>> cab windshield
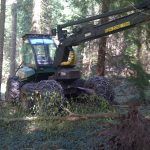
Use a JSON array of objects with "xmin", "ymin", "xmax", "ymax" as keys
[
  {"xmin": 29, "ymin": 38, "xmax": 57, "ymax": 66},
  {"xmin": 20, "ymin": 37, "xmax": 56, "ymax": 67}
]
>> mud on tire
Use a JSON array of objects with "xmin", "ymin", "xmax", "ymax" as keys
[{"xmin": 85, "ymin": 76, "xmax": 114, "ymax": 103}]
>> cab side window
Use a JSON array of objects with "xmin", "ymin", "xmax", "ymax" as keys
[{"xmin": 22, "ymin": 43, "xmax": 35, "ymax": 67}]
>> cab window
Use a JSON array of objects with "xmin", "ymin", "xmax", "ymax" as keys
[{"xmin": 22, "ymin": 42, "xmax": 35, "ymax": 67}]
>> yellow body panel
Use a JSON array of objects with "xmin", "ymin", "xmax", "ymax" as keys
[
  {"xmin": 105, "ymin": 21, "xmax": 130, "ymax": 33},
  {"xmin": 61, "ymin": 51, "xmax": 76, "ymax": 66}
]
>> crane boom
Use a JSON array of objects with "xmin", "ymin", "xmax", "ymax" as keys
[{"xmin": 54, "ymin": 0, "xmax": 150, "ymax": 67}]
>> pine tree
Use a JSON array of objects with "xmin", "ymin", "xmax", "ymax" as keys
[
  {"xmin": 9, "ymin": 2, "xmax": 17, "ymax": 76},
  {"xmin": 97, "ymin": 0, "xmax": 110, "ymax": 76},
  {"xmin": 0, "ymin": 0, "xmax": 6, "ymax": 99}
]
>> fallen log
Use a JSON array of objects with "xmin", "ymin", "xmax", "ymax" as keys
[
  {"xmin": 64, "ymin": 112, "xmax": 120, "ymax": 121},
  {"xmin": 0, "ymin": 105, "xmax": 149, "ymax": 122},
  {"xmin": 0, "ymin": 112, "xmax": 120, "ymax": 122}
]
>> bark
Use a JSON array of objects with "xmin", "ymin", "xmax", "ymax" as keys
[
  {"xmin": 9, "ymin": 2, "xmax": 17, "ymax": 76},
  {"xmin": 0, "ymin": 0, "xmax": 6, "ymax": 99},
  {"xmin": 97, "ymin": 0, "xmax": 110, "ymax": 76},
  {"xmin": 136, "ymin": 26, "xmax": 142, "ymax": 62},
  {"xmin": 31, "ymin": 0, "xmax": 42, "ymax": 33}
]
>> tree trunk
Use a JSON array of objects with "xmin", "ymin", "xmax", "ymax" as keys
[
  {"xmin": 0, "ymin": 0, "xmax": 6, "ymax": 99},
  {"xmin": 136, "ymin": 26, "xmax": 142, "ymax": 62},
  {"xmin": 97, "ymin": 0, "xmax": 110, "ymax": 76},
  {"xmin": 32, "ymin": 0, "xmax": 42, "ymax": 33},
  {"xmin": 9, "ymin": 2, "xmax": 17, "ymax": 76}
]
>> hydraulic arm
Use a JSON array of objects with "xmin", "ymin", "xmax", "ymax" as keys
[{"xmin": 54, "ymin": 0, "xmax": 150, "ymax": 67}]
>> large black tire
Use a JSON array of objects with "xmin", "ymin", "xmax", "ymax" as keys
[
  {"xmin": 85, "ymin": 76, "xmax": 114, "ymax": 103},
  {"xmin": 5, "ymin": 76, "xmax": 21, "ymax": 102},
  {"xmin": 20, "ymin": 83, "xmax": 37, "ymax": 112},
  {"xmin": 37, "ymin": 80, "xmax": 65, "ymax": 116},
  {"xmin": 20, "ymin": 80, "xmax": 66, "ymax": 116}
]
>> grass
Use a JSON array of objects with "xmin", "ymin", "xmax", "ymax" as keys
[{"xmin": 0, "ymin": 96, "xmax": 122, "ymax": 149}]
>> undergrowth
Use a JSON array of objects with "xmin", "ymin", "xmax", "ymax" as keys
[
  {"xmin": 0, "ymin": 95, "xmax": 115, "ymax": 149},
  {"xmin": 68, "ymin": 94, "xmax": 114, "ymax": 114},
  {"xmin": 125, "ymin": 57, "xmax": 150, "ymax": 102}
]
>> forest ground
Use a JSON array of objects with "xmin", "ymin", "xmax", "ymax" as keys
[{"xmin": 0, "ymin": 101, "xmax": 150, "ymax": 150}]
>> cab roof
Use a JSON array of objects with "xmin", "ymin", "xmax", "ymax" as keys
[{"xmin": 22, "ymin": 34, "xmax": 52, "ymax": 40}]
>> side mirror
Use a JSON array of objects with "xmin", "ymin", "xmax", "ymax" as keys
[{"xmin": 51, "ymin": 29, "xmax": 57, "ymax": 36}]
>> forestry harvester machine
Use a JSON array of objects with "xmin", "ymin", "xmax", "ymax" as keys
[{"xmin": 5, "ymin": 0, "xmax": 150, "ymax": 115}]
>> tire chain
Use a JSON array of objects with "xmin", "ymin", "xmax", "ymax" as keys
[
  {"xmin": 85, "ymin": 76, "xmax": 115, "ymax": 102},
  {"xmin": 21, "ymin": 80, "xmax": 66, "ymax": 116}
]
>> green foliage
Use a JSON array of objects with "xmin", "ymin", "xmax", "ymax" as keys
[
  {"xmin": 17, "ymin": 0, "xmax": 33, "ymax": 36},
  {"xmin": 0, "ymin": 103, "xmax": 27, "ymax": 119},
  {"xmin": 69, "ymin": 94, "xmax": 113, "ymax": 114},
  {"xmin": 41, "ymin": 0, "xmax": 65, "ymax": 32},
  {"xmin": 129, "ymin": 62, "xmax": 149, "ymax": 87},
  {"xmin": 126, "ymin": 59, "xmax": 150, "ymax": 100},
  {"xmin": 69, "ymin": 0, "xmax": 91, "ymax": 15},
  {"xmin": 68, "ymin": 0, "xmax": 99, "ymax": 19}
]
